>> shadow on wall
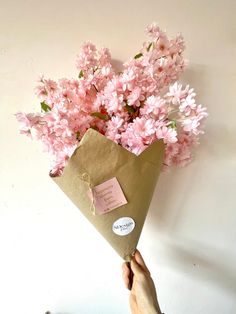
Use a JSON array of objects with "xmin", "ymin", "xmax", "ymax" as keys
[
  {"xmin": 111, "ymin": 58, "xmax": 123, "ymax": 72},
  {"xmin": 181, "ymin": 64, "xmax": 208, "ymax": 100},
  {"xmin": 148, "ymin": 168, "xmax": 236, "ymax": 297},
  {"xmin": 145, "ymin": 63, "xmax": 236, "ymax": 297},
  {"xmin": 149, "ymin": 234, "xmax": 236, "ymax": 299},
  {"xmin": 166, "ymin": 241, "xmax": 236, "ymax": 297},
  {"xmin": 146, "ymin": 140, "xmax": 236, "ymax": 297}
]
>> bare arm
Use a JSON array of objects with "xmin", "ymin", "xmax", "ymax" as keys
[{"xmin": 122, "ymin": 250, "xmax": 163, "ymax": 314}]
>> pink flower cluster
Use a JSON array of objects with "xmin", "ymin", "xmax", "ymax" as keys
[{"xmin": 16, "ymin": 23, "xmax": 208, "ymax": 176}]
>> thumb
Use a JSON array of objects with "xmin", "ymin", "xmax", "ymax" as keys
[
  {"xmin": 134, "ymin": 250, "xmax": 150, "ymax": 275},
  {"xmin": 130, "ymin": 257, "xmax": 145, "ymax": 277}
]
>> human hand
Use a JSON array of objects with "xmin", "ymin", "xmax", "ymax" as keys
[{"xmin": 122, "ymin": 250, "xmax": 162, "ymax": 314}]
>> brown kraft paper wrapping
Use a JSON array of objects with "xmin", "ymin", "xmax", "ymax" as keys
[{"xmin": 52, "ymin": 128, "xmax": 165, "ymax": 261}]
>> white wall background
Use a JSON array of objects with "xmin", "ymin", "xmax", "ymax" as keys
[{"xmin": 0, "ymin": 1, "xmax": 236, "ymax": 313}]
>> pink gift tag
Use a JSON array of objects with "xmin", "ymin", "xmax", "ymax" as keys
[{"xmin": 89, "ymin": 177, "xmax": 128, "ymax": 215}]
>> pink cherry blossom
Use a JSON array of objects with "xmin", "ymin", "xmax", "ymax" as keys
[
  {"xmin": 75, "ymin": 41, "xmax": 97, "ymax": 72},
  {"xmin": 132, "ymin": 117, "xmax": 156, "ymax": 138},
  {"xmin": 156, "ymin": 124, "xmax": 178, "ymax": 144},
  {"xmin": 16, "ymin": 23, "xmax": 208, "ymax": 175},
  {"xmin": 120, "ymin": 128, "xmax": 146, "ymax": 155},
  {"xmin": 140, "ymin": 95, "xmax": 167, "ymax": 120},
  {"xmin": 105, "ymin": 116, "xmax": 125, "ymax": 143},
  {"xmin": 127, "ymin": 87, "xmax": 144, "ymax": 107}
]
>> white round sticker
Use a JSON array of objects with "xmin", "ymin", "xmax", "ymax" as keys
[{"xmin": 112, "ymin": 217, "xmax": 135, "ymax": 236}]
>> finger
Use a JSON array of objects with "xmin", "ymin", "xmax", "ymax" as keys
[
  {"xmin": 130, "ymin": 257, "xmax": 144, "ymax": 276},
  {"xmin": 134, "ymin": 250, "xmax": 150, "ymax": 274},
  {"xmin": 122, "ymin": 262, "xmax": 130, "ymax": 289},
  {"xmin": 122, "ymin": 262, "xmax": 130, "ymax": 276},
  {"xmin": 126, "ymin": 262, "xmax": 134, "ymax": 290},
  {"xmin": 122, "ymin": 272, "xmax": 130, "ymax": 289}
]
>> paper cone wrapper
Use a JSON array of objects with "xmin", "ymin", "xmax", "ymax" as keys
[{"xmin": 52, "ymin": 129, "xmax": 164, "ymax": 261}]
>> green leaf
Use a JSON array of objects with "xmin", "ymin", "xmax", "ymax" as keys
[
  {"xmin": 76, "ymin": 131, "xmax": 80, "ymax": 139},
  {"xmin": 91, "ymin": 112, "xmax": 109, "ymax": 121},
  {"xmin": 134, "ymin": 53, "xmax": 143, "ymax": 59},
  {"xmin": 147, "ymin": 42, "xmax": 153, "ymax": 52},
  {"xmin": 41, "ymin": 101, "xmax": 51, "ymax": 112},
  {"xmin": 169, "ymin": 120, "xmax": 177, "ymax": 129},
  {"xmin": 79, "ymin": 70, "xmax": 84, "ymax": 78},
  {"xmin": 125, "ymin": 104, "xmax": 135, "ymax": 113}
]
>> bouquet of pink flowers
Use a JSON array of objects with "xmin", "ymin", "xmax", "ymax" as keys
[
  {"xmin": 16, "ymin": 23, "xmax": 208, "ymax": 260},
  {"xmin": 16, "ymin": 22, "xmax": 208, "ymax": 177}
]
